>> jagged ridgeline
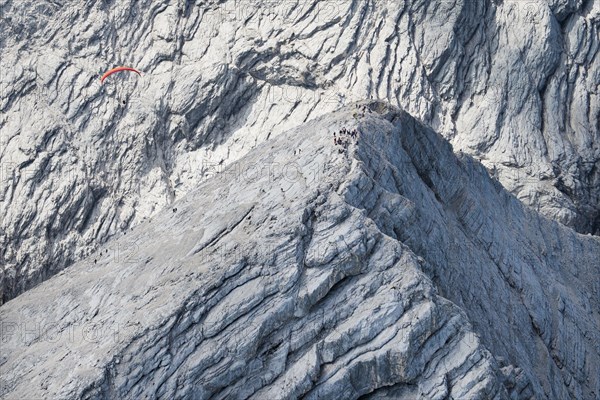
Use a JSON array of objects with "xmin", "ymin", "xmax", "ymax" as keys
[{"xmin": 1, "ymin": 103, "xmax": 599, "ymax": 399}]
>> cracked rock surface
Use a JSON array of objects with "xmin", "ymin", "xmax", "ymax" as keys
[
  {"xmin": 1, "ymin": 103, "xmax": 598, "ymax": 399},
  {"xmin": 1, "ymin": 0, "xmax": 599, "ymax": 302}
]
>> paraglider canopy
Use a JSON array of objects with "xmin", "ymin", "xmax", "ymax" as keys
[{"xmin": 101, "ymin": 66, "xmax": 141, "ymax": 83}]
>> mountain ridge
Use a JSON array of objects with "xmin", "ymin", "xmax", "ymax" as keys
[{"xmin": 1, "ymin": 102, "xmax": 598, "ymax": 399}]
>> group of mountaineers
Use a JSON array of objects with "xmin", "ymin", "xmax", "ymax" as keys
[{"xmin": 333, "ymin": 127, "xmax": 359, "ymax": 153}]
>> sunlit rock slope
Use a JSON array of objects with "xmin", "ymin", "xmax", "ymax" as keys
[{"xmin": 1, "ymin": 103, "xmax": 598, "ymax": 399}]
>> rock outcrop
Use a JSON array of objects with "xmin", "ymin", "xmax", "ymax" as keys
[
  {"xmin": 1, "ymin": 104, "xmax": 598, "ymax": 399},
  {"xmin": 1, "ymin": 0, "xmax": 599, "ymax": 302}
]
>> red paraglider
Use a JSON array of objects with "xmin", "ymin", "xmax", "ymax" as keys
[{"xmin": 100, "ymin": 66, "xmax": 142, "ymax": 83}]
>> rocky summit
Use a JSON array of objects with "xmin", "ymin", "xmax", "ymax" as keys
[
  {"xmin": 1, "ymin": 103, "xmax": 599, "ymax": 399},
  {"xmin": 0, "ymin": 1, "xmax": 599, "ymax": 399}
]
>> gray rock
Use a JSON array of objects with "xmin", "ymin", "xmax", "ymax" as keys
[
  {"xmin": 1, "ymin": 104, "xmax": 598, "ymax": 399},
  {"xmin": 1, "ymin": 0, "xmax": 599, "ymax": 302}
]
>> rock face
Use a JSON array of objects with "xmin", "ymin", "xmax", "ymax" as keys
[
  {"xmin": 1, "ymin": 104, "xmax": 599, "ymax": 399},
  {"xmin": 1, "ymin": 0, "xmax": 599, "ymax": 302}
]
